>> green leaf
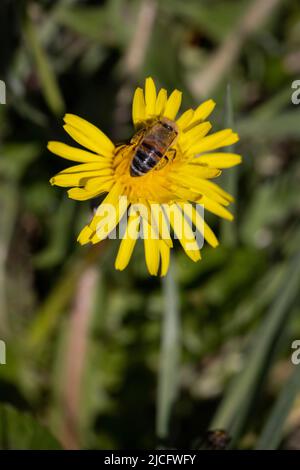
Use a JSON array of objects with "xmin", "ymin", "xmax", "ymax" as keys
[
  {"xmin": 27, "ymin": 254, "xmax": 84, "ymax": 349},
  {"xmin": 241, "ymin": 180, "xmax": 299, "ymax": 246},
  {"xmin": 0, "ymin": 182, "xmax": 19, "ymax": 334},
  {"xmin": 211, "ymin": 251, "xmax": 300, "ymax": 446},
  {"xmin": 238, "ymin": 111, "xmax": 300, "ymax": 140},
  {"xmin": 156, "ymin": 255, "xmax": 181, "ymax": 440},
  {"xmin": 34, "ymin": 198, "xmax": 76, "ymax": 268},
  {"xmin": 160, "ymin": 0, "xmax": 249, "ymax": 42},
  {"xmin": 256, "ymin": 367, "xmax": 300, "ymax": 450},
  {"xmin": 220, "ymin": 83, "xmax": 238, "ymax": 246},
  {"xmin": 0, "ymin": 404, "xmax": 62, "ymax": 450},
  {"xmin": 24, "ymin": 16, "xmax": 65, "ymax": 116},
  {"xmin": 55, "ymin": 6, "xmax": 111, "ymax": 42},
  {"xmin": 0, "ymin": 143, "xmax": 41, "ymax": 181}
]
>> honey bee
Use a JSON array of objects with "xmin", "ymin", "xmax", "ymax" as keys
[
  {"xmin": 130, "ymin": 118, "xmax": 178, "ymax": 177},
  {"xmin": 198, "ymin": 430, "xmax": 231, "ymax": 450}
]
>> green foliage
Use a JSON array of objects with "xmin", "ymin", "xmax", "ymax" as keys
[
  {"xmin": 0, "ymin": 0, "xmax": 299, "ymax": 450},
  {"xmin": 0, "ymin": 404, "xmax": 61, "ymax": 450}
]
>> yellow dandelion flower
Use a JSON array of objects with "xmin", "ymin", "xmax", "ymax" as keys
[{"xmin": 48, "ymin": 77, "xmax": 241, "ymax": 276}]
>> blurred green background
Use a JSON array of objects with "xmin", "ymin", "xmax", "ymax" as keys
[{"xmin": 0, "ymin": 0, "xmax": 300, "ymax": 450}]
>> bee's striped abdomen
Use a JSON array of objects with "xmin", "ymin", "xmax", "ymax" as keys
[{"xmin": 130, "ymin": 143, "xmax": 162, "ymax": 177}]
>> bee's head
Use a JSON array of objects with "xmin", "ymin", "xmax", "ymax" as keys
[{"xmin": 159, "ymin": 117, "xmax": 178, "ymax": 134}]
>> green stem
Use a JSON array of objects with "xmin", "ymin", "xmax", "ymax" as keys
[
  {"xmin": 221, "ymin": 82, "xmax": 238, "ymax": 246},
  {"xmin": 156, "ymin": 255, "xmax": 180, "ymax": 441}
]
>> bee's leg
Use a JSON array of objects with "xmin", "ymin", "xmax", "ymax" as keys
[
  {"xmin": 154, "ymin": 156, "xmax": 166, "ymax": 171},
  {"xmin": 168, "ymin": 148, "xmax": 177, "ymax": 162},
  {"xmin": 115, "ymin": 144, "xmax": 127, "ymax": 155},
  {"xmin": 130, "ymin": 128, "xmax": 146, "ymax": 145},
  {"xmin": 156, "ymin": 148, "xmax": 177, "ymax": 169},
  {"xmin": 155, "ymin": 146, "xmax": 178, "ymax": 172}
]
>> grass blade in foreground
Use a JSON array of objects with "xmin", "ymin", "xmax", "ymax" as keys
[
  {"xmin": 24, "ymin": 12, "xmax": 65, "ymax": 116},
  {"xmin": 256, "ymin": 366, "xmax": 300, "ymax": 450},
  {"xmin": 211, "ymin": 250, "xmax": 300, "ymax": 447},
  {"xmin": 221, "ymin": 83, "xmax": 238, "ymax": 246},
  {"xmin": 156, "ymin": 255, "xmax": 180, "ymax": 441}
]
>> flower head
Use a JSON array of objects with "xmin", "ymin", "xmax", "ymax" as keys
[{"xmin": 48, "ymin": 77, "xmax": 241, "ymax": 276}]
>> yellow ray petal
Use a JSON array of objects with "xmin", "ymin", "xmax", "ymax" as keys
[
  {"xmin": 47, "ymin": 141, "xmax": 104, "ymax": 163},
  {"xmin": 176, "ymin": 109, "xmax": 194, "ymax": 129},
  {"xmin": 201, "ymin": 196, "xmax": 234, "ymax": 221},
  {"xmin": 132, "ymin": 87, "xmax": 146, "ymax": 127},
  {"xmin": 73, "ymin": 180, "xmax": 120, "ymax": 207},
  {"xmin": 140, "ymin": 200, "xmax": 161, "ymax": 242},
  {"xmin": 192, "ymin": 152, "xmax": 242, "ymax": 168},
  {"xmin": 178, "ymin": 202, "xmax": 219, "ymax": 248},
  {"xmin": 77, "ymin": 225, "xmax": 93, "ymax": 245},
  {"xmin": 129, "ymin": 199, "xmax": 151, "ymax": 224},
  {"xmin": 63, "ymin": 114, "xmax": 114, "ymax": 156},
  {"xmin": 187, "ymin": 99, "xmax": 216, "ymax": 129},
  {"xmin": 52, "ymin": 162, "xmax": 111, "ymax": 175},
  {"xmin": 159, "ymin": 240, "xmax": 170, "ymax": 277},
  {"xmin": 171, "ymin": 174, "xmax": 230, "ymax": 205},
  {"xmin": 91, "ymin": 194, "xmax": 128, "ymax": 243},
  {"xmin": 168, "ymin": 182, "xmax": 199, "ymax": 202},
  {"xmin": 155, "ymin": 88, "xmax": 168, "ymax": 115},
  {"xmin": 51, "ymin": 171, "xmax": 112, "ymax": 188},
  {"xmin": 50, "ymin": 162, "xmax": 113, "ymax": 187},
  {"xmin": 61, "ymin": 161, "xmax": 109, "ymax": 170},
  {"xmin": 181, "ymin": 122, "xmax": 212, "ymax": 147},
  {"xmin": 150, "ymin": 203, "xmax": 173, "ymax": 247},
  {"xmin": 196, "ymin": 178, "xmax": 234, "ymax": 202},
  {"xmin": 166, "ymin": 204, "xmax": 201, "ymax": 262},
  {"xmin": 68, "ymin": 186, "xmax": 108, "ymax": 201},
  {"xmin": 143, "ymin": 219, "xmax": 160, "ymax": 275},
  {"xmin": 85, "ymin": 177, "xmax": 114, "ymax": 191},
  {"xmin": 189, "ymin": 129, "xmax": 239, "ymax": 155},
  {"xmin": 89, "ymin": 183, "xmax": 122, "ymax": 229},
  {"xmin": 202, "ymin": 219, "xmax": 219, "ymax": 247},
  {"xmin": 163, "ymin": 89, "xmax": 182, "ymax": 120},
  {"xmin": 145, "ymin": 77, "xmax": 157, "ymax": 117},
  {"xmin": 115, "ymin": 215, "xmax": 140, "ymax": 271},
  {"xmin": 180, "ymin": 166, "xmax": 222, "ymax": 180}
]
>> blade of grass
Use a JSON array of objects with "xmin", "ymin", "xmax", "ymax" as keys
[
  {"xmin": 0, "ymin": 143, "xmax": 40, "ymax": 334},
  {"xmin": 60, "ymin": 264, "xmax": 99, "ymax": 449},
  {"xmin": 34, "ymin": 198, "xmax": 76, "ymax": 269},
  {"xmin": 24, "ymin": 12, "xmax": 65, "ymax": 116},
  {"xmin": 211, "ymin": 250, "xmax": 300, "ymax": 446},
  {"xmin": 221, "ymin": 83, "xmax": 238, "ymax": 246},
  {"xmin": 256, "ymin": 366, "xmax": 300, "ymax": 450},
  {"xmin": 156, "ymin": 254, "xmax": 180, "ymax": 441},
  {"xmin": 27, "ymin": 247, "xmax": 101, "ymax": 350},
  {"xmin": 237, "ymin": 111, "xmax": 300, "ymax": 140},
  {"xmin": 189, "ymin": 0, "xmax": 283, "ymax": 97},
  {"xmin": 0, "ymin": 182, "xmax": 18, "ymax": 335},
  {"xmin": 27, "ymin": 254, "xmax": 85, "ymax": 350}
]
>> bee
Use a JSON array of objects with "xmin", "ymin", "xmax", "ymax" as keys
[
  {"xmin": 198, "ymin": 430, "xmax": 231, "ymax": 450},
  {"xmin": 130, "ymin": 118, "xmax": 178, "ymax": 177}
]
